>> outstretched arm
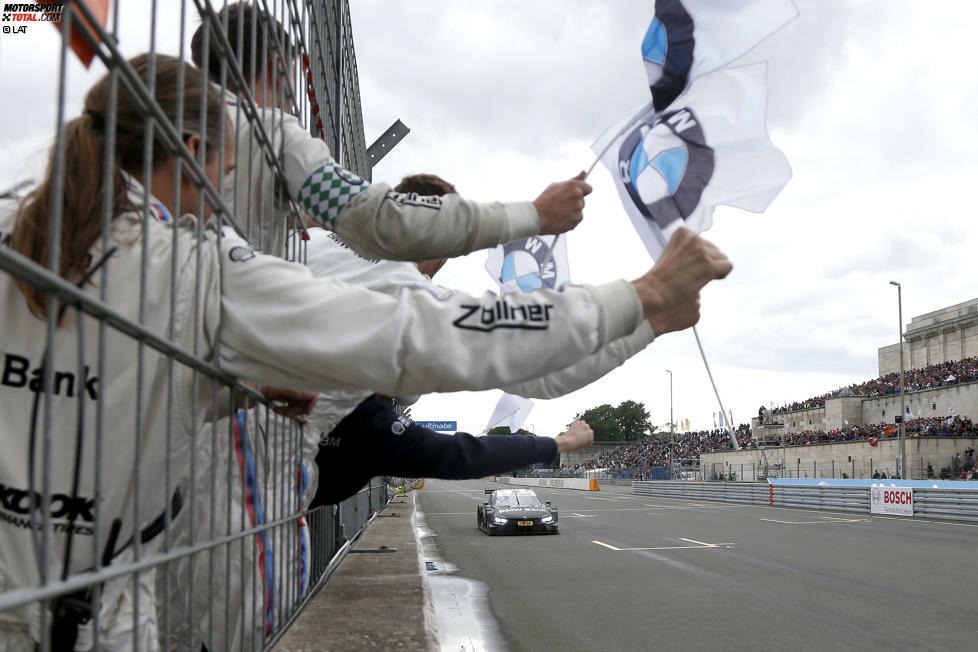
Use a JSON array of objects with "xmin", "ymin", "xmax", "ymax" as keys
[{"xmin": 266, "ymin": 110, "xmax": 590, "ymax": 261}]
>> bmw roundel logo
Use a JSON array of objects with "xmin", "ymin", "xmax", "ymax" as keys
[
  {"xmin": 618, "ymin": 105, "xmax": 715, "ymax": 230},
  {"xmin": 642, "ymin": 0, "xmax": 695, "ymax": 112},
  {"xmin": 228, "ymin": 245, "xmax": 257, "ymax": 263},
  {"xmin": 499, "ymin": 237, "xmax": 557, "ymax": 294}
]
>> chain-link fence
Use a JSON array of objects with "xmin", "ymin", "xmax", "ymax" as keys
[{"xmin": 0, "ymin": 1, "xmax": 383, "ymax": 649}]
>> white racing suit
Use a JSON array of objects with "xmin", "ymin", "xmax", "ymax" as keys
[
  {"xmin": 300, "ymin": 226, "xmax": 657, "ymax": 463},
  {"xmin": 0, "ymin": 174, "xmax": 641, "ymax": 648},
  {"xmin": 160, "ymin": 408, "xmax": 306, "ymax": 652},
  {"xmin": 227, "ymin": 103, "xmax": 542, "ymax": 261}
]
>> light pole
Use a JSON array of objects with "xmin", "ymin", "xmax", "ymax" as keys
[
  {"xmin": 889, "ymin": 281, "xmax": 907, "ymax": 478},
  {"xmin": 666, "ymin": 369, "xmax": 674, "ymax": 477}
]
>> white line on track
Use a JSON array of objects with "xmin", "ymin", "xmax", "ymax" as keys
[
  {"xmin": 591, "ymin": 539, "xmax": 735, "ymax": 551},
  {"xmin": 760, "ymin": 516, "xmax": 869, "ymax": 525}
]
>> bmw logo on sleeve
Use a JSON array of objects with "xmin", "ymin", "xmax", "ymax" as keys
[
  {"xmin": 228, "ymin": 245, "xmax": 257, "ymax": 263},
  {"xmin": 642, "ymin": 0, "xmax": 695, "ymax": 112},
  {"xmin": 499, "ymin": 237, "xmax": 557, "ymax": 294},
  {"xmin": 618, "ymin": 106, "xmax": 714, "ymax": 229}
]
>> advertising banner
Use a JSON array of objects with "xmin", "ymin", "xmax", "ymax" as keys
[{"xmin": 870, "ymin": 485, "xmax": 914, "ymax": 516}]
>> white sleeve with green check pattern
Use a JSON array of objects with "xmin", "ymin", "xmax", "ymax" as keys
[{"xmin": 296, "ymin": 162, "xmax": 370, "ymax": 230}]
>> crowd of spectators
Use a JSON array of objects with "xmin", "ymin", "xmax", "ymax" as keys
[
  {"xmin": 767, "ymin": 356, "xmax": 978, "ymax": 415},
  {"xmin": 574, "ymin": 425, "xmax": 753, "ymax": 471},
  {"xmin": 573, "ymin": 415, "xmax": 978, "ymax": 474},
  {"xmin": 762, "ymin": 415, "xmax": 977, "ymax": 447}
]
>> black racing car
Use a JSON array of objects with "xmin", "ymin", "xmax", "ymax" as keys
[{"xmin": 477, "ymin": 488, "xmax": 559, "ymax": 535}]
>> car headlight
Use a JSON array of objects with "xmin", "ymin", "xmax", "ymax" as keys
[
  {"xmin": 540, "ymin": 515, "xmax": 553, "ymax": 524},
  {"xmin": 493, "ymin": 515, "xmax": 508, "ymax": 525}
]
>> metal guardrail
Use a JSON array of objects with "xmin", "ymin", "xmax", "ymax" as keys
[
  {"xmin": 913, "ymin": 489, "xmax": 978, "ymax": 523},
  {"xmin": 632, "ymin": 481, "xmax": 769, "ymax": 505},
  {"xmin": 631, "ymin": 481, "xmax": 978, "ymax": 522}
]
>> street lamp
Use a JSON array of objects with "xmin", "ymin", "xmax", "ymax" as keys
[
  {"xmin": 889, "ymin": 281, "xmax": 907, "ymax": 478},
  {"xmin": 666, "ymin": 369, "xmax": 674, "ymax": 476}
]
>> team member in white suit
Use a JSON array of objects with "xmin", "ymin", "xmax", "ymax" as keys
[
  {"xmin": 299, "ymin": 174, "xmax": 703, "ymax": 507},
  {"xmin": 190, "ymin": 3, "xmax": 592, "ymax": 261},
  {"xmin": 0, "ymin": 54, "xmax": 731, "ymax": 650}
]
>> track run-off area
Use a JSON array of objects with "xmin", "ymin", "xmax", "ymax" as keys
[{"xmin": 416, "ymin": 478, "xmax": 977, "ymax": 652}]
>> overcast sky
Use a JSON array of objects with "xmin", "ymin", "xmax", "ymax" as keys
[
  {"xmin": 1, "ymin": 1, "xmax": 976, "ymax": 438},
  {"xmin": 349, "ymin": 0, "xmax": 978, "ymax": 436}
]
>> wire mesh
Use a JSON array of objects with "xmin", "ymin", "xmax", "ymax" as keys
[{"xmin": 0, "ymin": 1, "xmax": 378, "ymax": 649}]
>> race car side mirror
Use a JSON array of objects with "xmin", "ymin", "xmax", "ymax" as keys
[{"xmin": 546, "ymin": 501, "xmax": 551, "ymax": 506}]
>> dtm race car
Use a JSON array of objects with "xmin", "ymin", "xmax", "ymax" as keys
[{"xmin": 477, "ymin": 488, "xmax": 559, "ymax": 535}]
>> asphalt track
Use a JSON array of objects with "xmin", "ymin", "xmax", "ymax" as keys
[{"xmin": 417, "ymin": 478, "xmax": 978, "ymax": 652}]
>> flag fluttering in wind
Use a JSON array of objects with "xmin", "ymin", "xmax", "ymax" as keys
[
  {"xmin": 484, "ymin": 235, "xmax": 570, "ymax": 433},
  {"xmin": 485, "ymin": 393, "xmax": 534, "ymax": 434},
  {"xmin": 486, "ymin": 235, "xmax": 570, "ymax": 295},
  {"xmin": 643, "ymin": 0, "xmax": 798, "ymax": 112},
  {"xmin": 594, "ymin": 0, "xmax": 797, "ymax": 259}
]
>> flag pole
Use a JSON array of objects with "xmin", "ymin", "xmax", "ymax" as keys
[
  {"xmin": 538, "ymin": 104, "xmax": 653, "ymax": 273},
  {"xmin": 537, "ymin": 149, "xmax": 608, "ymax": 272},
  {"xmin": 646, "ymin": 228, "xmax": 742, "ymax": 451}
]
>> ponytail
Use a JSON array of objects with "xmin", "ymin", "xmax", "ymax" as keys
[
  {"xmin": 9, "ymin": 53, "xmax": 228, "ymax": 319},
  {"xmin": 10, "ymin": 113, "xmax": 132, "ymax": 317}
]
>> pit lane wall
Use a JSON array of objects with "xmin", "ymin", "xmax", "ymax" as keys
[{"xmin": 495, "ymin": 476, "xmax": 600, "ymax": 491}]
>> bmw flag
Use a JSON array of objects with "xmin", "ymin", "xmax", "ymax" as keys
[
  {"xmin": 596, "ymin": 0, "xmax": 796, "ymax": 259},
  {"xmin": 643, "ymin": 0, "xmax": 798, "ymax": 111},
  {"xmin": 486, "ymin": 235, "xmax": 571, "ymax": 295},
  {"xmin": 484, "ymin": 235, "xmax": 570, "ymax": 433}
]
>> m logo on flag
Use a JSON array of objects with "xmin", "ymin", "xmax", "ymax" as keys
[{"xmin": 618, "ymin": 107, "xmax": 715, "ymax": 229}]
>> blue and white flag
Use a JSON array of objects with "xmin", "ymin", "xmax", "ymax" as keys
[
  {"xmin": 486, "ymin": 235, "xmax": 571, "ymax": 295},
  {"xmin": 643, "ymin": 0, "xmax": 798, "ymax": 111},
  {"xmin": 595, "ymin": 0, "xmax": 796, "ymax": 259},
  {"xmin": 484, "ymin": 235, "xmax": 570, "ymax": 433},
  {"xmin": 718, "ymin": 410, "xmax": 725, "ymax": 428},
  {"xmin": 596, "ymin": 64, "xmax": 792, "ymax": 259}
]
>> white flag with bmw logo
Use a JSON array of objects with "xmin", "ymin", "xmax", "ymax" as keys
[
  {"xmin": 485, "ymin": 235, "xmax": 571, "ymax": 296},
  {"xmin": 484, "ymin": 235, "xmax": 570, "ymax": 433},
  {"xmin": 643, "ymin": 0, "xmax": 798, "ymax": 112},
  {"xmin": 596, "ymin": 0, "xmax": 796, "ymax": 259}
]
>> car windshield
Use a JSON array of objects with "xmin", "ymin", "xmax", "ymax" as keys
[{"xmin": 495, "ymin": 492, "xmax": 543, "ymax": 507}]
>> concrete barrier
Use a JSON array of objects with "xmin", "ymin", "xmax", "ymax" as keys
[{"xmin": 494, "ymin": 476, "xmax": 600, "ymax": 491}]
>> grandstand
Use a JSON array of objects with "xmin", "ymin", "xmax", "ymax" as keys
[
  {"xmin": 563, "ymin": 301, "xmax": 978, "ymax": 482},
  {"xmin": 878, "ymin": 297, "xmax": 978, "ymax": 376}
]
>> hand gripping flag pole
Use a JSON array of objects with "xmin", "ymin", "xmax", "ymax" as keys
[{"xmin": 537, "ymin": 107, "xmax": 652, "ymax": 273}]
